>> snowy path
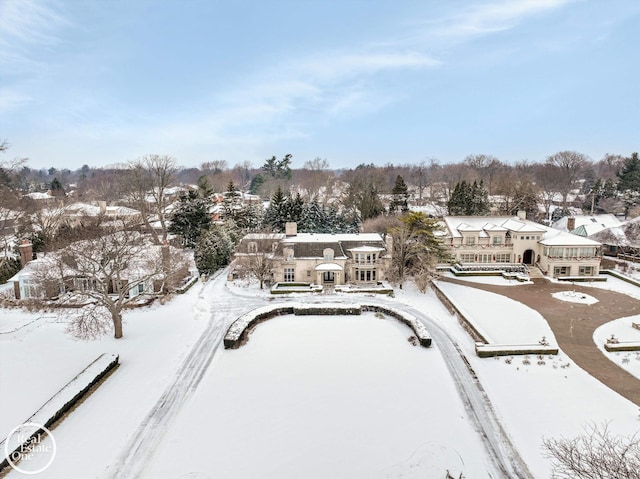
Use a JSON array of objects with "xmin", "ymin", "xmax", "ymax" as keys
[
  {"xmin": 107, "ymin": 273, "xmax": 265, "ymax": 479},
  {"xmin": 362, "ymin": 297, "xmax": 533, "ymax": 479},
  {"xmin": 110, "ymin": 284, "xmax": 532, "ymax": 479}
]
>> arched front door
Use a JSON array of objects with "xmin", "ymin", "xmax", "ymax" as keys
[{"xmin": 522, "ymin": 249, "xmax": 535, "ymax": 265}]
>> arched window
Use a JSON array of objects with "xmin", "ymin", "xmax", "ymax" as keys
[{"xmin": 323, "ymin": 248, "xmax": 334, "ymax": 261}]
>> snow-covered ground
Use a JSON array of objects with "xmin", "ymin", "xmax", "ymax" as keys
[
  {"xmin": 594, "ymin": 315, "xmax": 640, "ymax": 381},
  {"xmin": 434, "ymin": 280, "xmax": 555, "ymax": 345},
  {"xmin": 551, "ymin": 290, "xmax": 599, "ymax": 305},
  {"xmin": 1, "ymin": 272, "xmax": 640, "ymax": 478},
  {"xmin": 145, "ymin": 313, "xmax": 492, "ymax": 478}
]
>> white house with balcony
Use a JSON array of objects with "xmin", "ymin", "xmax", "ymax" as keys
[{"xmin": 442, "ymin": 213, "xmax": 602, "ymax": 278}]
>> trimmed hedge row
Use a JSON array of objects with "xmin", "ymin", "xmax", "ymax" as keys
[
  {"xmin": 0, "ymin": 353, "xmax": 119, "ymax": 474},
  {"xmin": 223, "ymin": 303, "xmax": 432, "ymax": 349}
]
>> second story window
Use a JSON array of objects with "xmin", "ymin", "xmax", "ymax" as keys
[
  {"xmin": 323, "ymin": 248, "xmax": 334, "ymax": 261},
  {"xmin": 492, "ymin": 236, "xmax": 502, "ymax": 245},
  {"xmin": 248, "ymin": 242, "xmax": 257, "ymax": 253},
  {"xmin": 465, "ymin": 236, "xmax": 476, "ymax": 246}
]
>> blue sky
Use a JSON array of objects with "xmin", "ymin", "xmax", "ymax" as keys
[{"xmin": 1, "ymin": 0, "xmax": 638, "ymax": 171}]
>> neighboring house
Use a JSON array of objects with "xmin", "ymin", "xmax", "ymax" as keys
[
  {"xmin": 442, "ymin": 213, "xmax": 602, "ymax": 278},
  {"xmin": 61, "ymin": 202, "xmax": 142, "ymax": 226},
  {"xmin": 8, "ymin": 239, "xmax": 191, "ymax": 300},
  {"xmin": 551, "ymin": 214, "xmax": 624, "ymax": 237},
  {"xmin": 233, "ymin": 222, "xmax": 390, "ymax": 287},
  {"xmin": 589, "ymin": 216, "xmax": 640, "ymax": 257}
]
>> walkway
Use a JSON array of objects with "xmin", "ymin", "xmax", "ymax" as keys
[{"xmin": 439, "ymin": 276, "xmax": 640, "ymax": 406}]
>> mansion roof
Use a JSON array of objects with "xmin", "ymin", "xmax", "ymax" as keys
[{"xmin": 443, "ymin": 215, "xmax": 600, "ymax": 247}]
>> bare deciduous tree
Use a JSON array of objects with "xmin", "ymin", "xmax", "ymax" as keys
[
  {"xmin": 543, "ymin": 423, "xmax": 640, "ymax": 479},
  {"xmin": 35, "ymin": 223, "xmax": 190, "ymax": 339},
  {"xmin": 546, "ymin": 151, "xmax": 590, "ymax": 208},
  {"xmin": 236, "ymin": 252, "xmax": 275, "ymax": 289},
  {"xmin": 127, "ymin": 154, "xmax": 177, "ymax": 244}
]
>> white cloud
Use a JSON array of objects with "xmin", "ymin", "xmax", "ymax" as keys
[
  {"xmin": 431, "ymin": 0, "xmax": 576, "ymax": 39},
  {"xmin": 0, "ymin": 86, "xmax": 31, "ymax": 112},
  {"xmin": 0, "ymin": 0, "xmax": 69, "ymax": 46}
]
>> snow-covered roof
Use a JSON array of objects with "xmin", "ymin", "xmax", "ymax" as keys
[
  {"xmin": 282, "ymin": 233, "xmax": 383, "ymax": 243},
  {"xmin": 25, "ymin": 192, "xmax": 54, "ymax": 200},
  {"xmin": 551, "ymin": 214, "xmax": 624, "ymax": 235},
  {"xmin": 314, "ymin": 263, "xmax": 343, "ymax": 272},
  {"xmin": 243, "ymin": 233, "xmax": 286, "ymax": 240},
  {"xmin": 588, "ymin": 216, "xmax": 640, "ymax": 247},
  {"xmin": 539, "ymin": 229, "xmax": 601, "ymax": 246},
  {"xmin": 347, "ymin": 246, "xmax": 385, "ymax": 252},
  {"xmin": 443, "ymin": 216, "xmax": 546, "ymax": 238}
]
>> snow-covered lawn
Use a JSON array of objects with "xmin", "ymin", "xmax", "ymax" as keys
[
  {"xmin": 145, "ymin": 313, "xmax": 492, "ymax": 478},
  {"xmin": 434, "ymin": 280, "xmax": 555, "ymax": 345},
  {"xmin": 393, "ymin": 283, "xmax": 640, "ymax": 478},
  {"xmin": 1, "ymin": 271, "xmax": 640, "ymax": 478},
  {"xmin": 0, "ymin": 282, "xmax": 214, "ymax": 478},
  {"xmin": 594, "ymin": 315, "xmax": 640, "ymax": 380}
]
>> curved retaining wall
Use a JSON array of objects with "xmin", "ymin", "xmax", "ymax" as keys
[{"xmin": 223, "ymin": 303, "xmax": 431, "ymax": 349}]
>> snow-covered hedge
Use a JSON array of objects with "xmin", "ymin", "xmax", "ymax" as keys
[
  {"xmin": 293, "ymin": 303, "xmax": 362, "ymax": 316},
  {"xmin": 475, "ymin": 343, "xmax": 559, "ymax": 358},
  {"xmin": 603, "ymin": 341, "xmax": 640, "ymax": 352},
  {"xmin": 0, "ymin": 353, "xmax": 119, "ymax": 473},
  {"xmin": 224, "ymin": 303, "xmax": 432, "ymax": 349},
  {"xmin": 361, "ymin": 304, "xmax": 431, "ymax": 347},
  {"xmin": 270, "ymin": 282, "xmax": 323, "ymax": 294}
]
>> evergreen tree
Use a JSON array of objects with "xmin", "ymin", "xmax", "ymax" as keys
[
  {"xmin": 50, "ymin": 177, "xmax": 65, "ymax": 197},
  {"xmin": 194, "ymin": 224, "xmax": 234, "ymax": 275},
  {"xmin": 447, "ymin": 181, "xmax": 470, "ymax": 215},
  {"xmin": 389, "ymin": 212, "xmax": 446, "ymax": 290},
  {"xmin": 470, "ymin": 180, "xmax": 490, "ymax": 215},
  {"xmin": 299, "ymin": 199, "xmax": 326, "ymax": 232},
  {"xmin": 263, "ymin": 186, "xmax": 288, "ymax": 232},
  {"xmin": 389, "ymin": 175, "xmax": 409, "ymax": 213},
  {"xmin": 197, "ymin": 175, "xmax": 213, "ymax": 197},
  {"xmin": 288, "ymin": 192, "xmax": 305, "ymax": 224},
  {"xmin": 223, "ymin": 180, "xmax": 241, "ymax": 217},
  {"xmin": 616, "ymin": 152, "xmax": 640, "ymax": 192},
  {"xmin": 168, "ymin": 191, "xmax": 212, "ymax": 247},
  {"xmin": 447, "ymin": 180, "xmax": 490, "ymax": 215},
  {"xmin": 249, "ymin": 174, "xmax": 265, "ymax": 195}
]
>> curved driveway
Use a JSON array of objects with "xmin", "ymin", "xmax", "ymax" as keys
[{"xmin": 439, "ymin": 276, "xmax": 640, "ymax": 406}]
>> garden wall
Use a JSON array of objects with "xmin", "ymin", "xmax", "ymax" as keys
[{"xmin": 0, "ymin": 353, "xmax": 119, "ymax": 473}]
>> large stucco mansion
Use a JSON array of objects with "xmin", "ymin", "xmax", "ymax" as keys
[
  {"xmin": 233, "ymin": 222, "xmax": 390, "ymax": 287},
  {"xmin": 442, "ymin": 213, "xmax": 602, "ymax": 278}
]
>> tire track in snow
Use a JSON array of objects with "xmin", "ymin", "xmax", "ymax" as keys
[
  {"xmin": 376, "ymin": 298, "xmax": 533, "ymax": 479},
  {"xmin": 110, "ymin": 288, "xmax": 532, "ymax": 479},
  {"xmin": 107, "ymin": 274, "xmax": 264, "ymax": 479}
]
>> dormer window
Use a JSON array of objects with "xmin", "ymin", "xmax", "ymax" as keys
[
  {"xmin": 248, "ymin": 242, "xmax": 258, "ymax": 253},
  {"xmin": 283, "ymin": 247, "xmax": 294, "ymax": 261},
  {"xmin": 323, "ymin": 248, "xmax": 334, "ymax": 261}
]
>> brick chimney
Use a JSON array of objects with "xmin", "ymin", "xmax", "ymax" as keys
[
  {"xmin": 19, "ymin": 239, "xmax": 33, "ymax": 268},
  {"xmin": 567, "ymin": 217, "xmax": 576, "ymax": 231},
  {"xmin": 285, "ymin": 222, "xmax": 297, "ymax": 237}
]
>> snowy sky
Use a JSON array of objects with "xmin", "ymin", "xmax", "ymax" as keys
[{"xmin": 1, "ymin": 0, "xmax": 639, "ymax": 170}]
